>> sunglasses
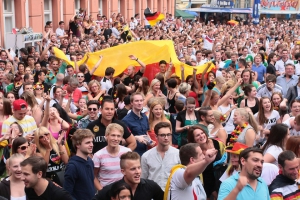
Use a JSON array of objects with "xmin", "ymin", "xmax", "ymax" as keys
[
  {"xmin": 77, "ymin": 75, "xmax": 84, "ymax": 78},
  {"xmin": 35, "ymin": 88, "xmax": 43, "ymax": 90},
  {"xmin": 88, "ymin": 108, "xmax": 97, "ymax": 111},
  {"xmin": 39, "ymin": 133, "xmax": 49, "ymax": 139},
  {"xmin": 18, "ymin": 145, "xmax": 28, "ymax": 150}
]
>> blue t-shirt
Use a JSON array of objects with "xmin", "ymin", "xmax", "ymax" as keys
[
  {"xmin": 218, "ymin": 173, "xmax": 270, "ymax": 200},
  {"xmin": 252, "ymin": 64, "xmax": 266, "ymax": 83}
]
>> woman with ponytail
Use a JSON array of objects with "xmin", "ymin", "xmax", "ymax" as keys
[{"xmin": 231, "ymin": 108, "xmax": 259, "ymax": 147}]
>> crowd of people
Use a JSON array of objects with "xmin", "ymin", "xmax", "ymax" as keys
[{"xmin": 0, "ymin": 7, "xmax": 300, "ymax": 200}]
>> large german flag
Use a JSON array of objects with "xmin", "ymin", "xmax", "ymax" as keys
[{"xmin": 144, "ymin": 8, "xmax": 165, "ymax": 27}]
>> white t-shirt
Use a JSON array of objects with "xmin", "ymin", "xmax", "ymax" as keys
[
  {"xmin": 261, "ymin": 163, "xmax": 279, "ymax": 186},
  {"xmin": 219, "ymin": 169, "xmax": 238, "ymax": 182},
  {"xmin": 263, "ymin": 145, "xmax": 283, "ymax": 166},
  {"xmin": 275, "ymin": 59, "xmax": 294, "ymax": 74},
  {"xmin": 283, "ymin": 117, "xmax": 300, "ymax": 136},
  {"xmin": 254, "ymin": 110, "xmax": 280, "ymax": 130},
  {"xmin": 218, "ymin": 105, "xmax": 235, "ymax": 135},
  {"xmin": 100, "ymin": 77, "xmax": 112, "ymax": 94},
  {"xmin": 202, "ymin": 34, "xmax": 215, "ymax": 50},
  {"xmin": 168, "ymin": 168, "xmax": 206, "ymax": 200}
]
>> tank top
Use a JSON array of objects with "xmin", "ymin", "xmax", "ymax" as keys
[
  {"xmin": 49, "ymin": 126, "xmax": 59, "ymax": 140},
  {"xmin": 167, "ymin": 91, "xmax": 178, "ymax": 114},
  {"xmin": 237, "ymin": 124, "xmax": 254, "ymax": 145},
  {"xmin": 245, "ymin": 98, "xmax": 259, "ymax": 115}
]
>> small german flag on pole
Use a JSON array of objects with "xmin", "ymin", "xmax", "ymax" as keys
[{"xmin": 144, "ymin": 7, "xmax": 165, "ymax": 27}]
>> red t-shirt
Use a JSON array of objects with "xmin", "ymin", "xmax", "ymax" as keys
[{"xmin": 63, "ymin": 85, "xmax": 82, "ymax": 104}]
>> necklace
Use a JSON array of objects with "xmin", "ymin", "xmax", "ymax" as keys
[
  {"xmin": 229, "ymin": 122, "xmax": 248, "ymax": 146},
  {"xmin": 187, "ymin": 112, "xmax": 195, "ymax": 120}
]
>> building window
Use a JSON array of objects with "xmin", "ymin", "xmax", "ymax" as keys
[
  {"xmin": 3, "ymin": 0, "xmax": 15, "ymax": 33},
  {"xmin": 244, "ymin": 0, "xmax": 250, "ymax": 8},
  {"xmin": 75, "ymin": 0, "xmax": 80, "ymax": 14},
  {"xmin": 44, "ymin": 0, "xmax": 52, "ymax": 23},
  {"xmin": 99, "ymin": 0, "xmax": 102, "ymax": 15},
  {"xmin": 118, "ymin": 0, "xmax": 121, "ymax": 13}
]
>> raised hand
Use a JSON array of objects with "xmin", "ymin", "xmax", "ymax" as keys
[{"xmin": 129, "ymin": 55, "xmax": 137, "ymax": 60}]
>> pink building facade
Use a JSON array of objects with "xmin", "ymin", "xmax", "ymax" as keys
[{"xmin": 0, "ymin": 0, "xmax": 175, "ymax": 47}]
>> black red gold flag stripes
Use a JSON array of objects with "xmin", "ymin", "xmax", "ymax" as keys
[{"xmin": 144, "ymin": 7, "xmax": 165, "ymax": 27}]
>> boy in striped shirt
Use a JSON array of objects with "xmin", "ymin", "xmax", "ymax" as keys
[{"xmin": 92, "ymin": 123, "xmax": 131, "ymax": 191}]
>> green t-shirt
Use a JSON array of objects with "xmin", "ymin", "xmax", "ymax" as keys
[
  {"xmin": 236, "ymin": 82, "xmax": 259, "ymax": 106},
  {"xmin": 239, "ymin": 54, "xmax": 253, "ymax": 62}
]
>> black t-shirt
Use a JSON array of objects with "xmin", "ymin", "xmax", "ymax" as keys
[
  {"xmin": 69, "ymin": 22, "xmax": 79, "ymax": 36},
  {"xmin": 103, "ymin": 29, "xmax": 112, "ymax": 40},
  {"xmin": 84, "ymin": 72, "xmax": 92, "ymax": 83},
  {"xmin": 25, "ymin": 180, "xmax": 73, "ymax": 200},
  {"xmin": 266, "ymin": 63, "xmax": 276, "ymax": 76},
  {"xmin": 123, "ymin": 70, "xmax": 144, "ymax": 86},
  {"xmin": 86, "ymin": 115, "xmax": 132, "ymax": 153},
  {"xmin": 117, "ymin": 107, "xmax": 129, "ymax": 120}
]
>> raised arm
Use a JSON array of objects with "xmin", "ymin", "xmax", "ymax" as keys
[
  {"xmin": 217, "ymin": 78, "xmax": 242, "ymax": 107},
  {"xmin": 89, "ymin": 55, "xmax": 102, "ymax": 75},
  {"xmin": 40, "ymin": 94, "xmax": 51, "ymax": 127},
  {"xmin": 129, "ymin": 55, "xmax": 146, "ymax": 73},
  {"xmin": 201, "ymin": 62, "xmax": 212, "ymax": 86},
  {"xmin": 184, "ymin": 149, "xmax": 217, "ymax": 185},
  {"xmin": 165, "ymin": 59, "xmax": 174, "ymax": 80},
  {"xmin": 192, "ymin": 68, "xmax": 199, "ymax": 90},
  {"xmin": 180, "ymin": 63, "xmax": 185, "ymax": 83}
]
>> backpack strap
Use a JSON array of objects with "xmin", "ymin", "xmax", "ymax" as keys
[{"xmin": 164, "ymin": 164, "xmax": 185, "ymax": 200}]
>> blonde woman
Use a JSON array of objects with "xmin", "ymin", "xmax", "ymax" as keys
[
  {"xmin": 87, "ymin": 80, "xmax": 106, "ymax": 104},
  {"xmin": 35, "ymin": 126, "xmax": 68, "ymax": 180},
  {"xmin": 209, "ymin": 110, "xmax": 227, "ymax": 144},
  {"xmin": 148, "ymin": 101, "xmax": 170, "ymax": 146},
  {"xmin": 144, "ymin": 79, "xmax": 166, "ymax": 107},
  {"xmin": 4, "ymin": 61, "xmax": 14, "ymax": 74},
  {"xmin": 20, "ymin": 91, "xmax": 43, "ymax": 126}
]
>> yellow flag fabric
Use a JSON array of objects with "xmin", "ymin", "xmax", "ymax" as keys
[{"xmin": 53, "ymin": 40, "xmax": 214, "ymax": 78}]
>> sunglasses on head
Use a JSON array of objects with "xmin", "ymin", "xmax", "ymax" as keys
[
  {"xmin": 88, "ymin": 108, "xmax": 97, "ymax": 111},
  {"xmin": 39, "ymin": 133, "xmax": 49, "ymax": 139},
  {"xmin": 18, "ymin": 145, "xmax": 28, "ymax": 150}
]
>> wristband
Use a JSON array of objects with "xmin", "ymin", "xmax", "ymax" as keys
[{"xmin": 136, "ymin": 58, "xmax": 138, "ymax": 61}]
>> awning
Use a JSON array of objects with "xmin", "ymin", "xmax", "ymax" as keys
[
  {"xmin": 184, "ymin": 7, "xmax": 252, "ymax": 13},
  {"xmin": 184, "ymin": 10, "xmax": 198, "ymax": 16},
  {"xmin": 259, "ymin": 9, "xmax": 299, "ymax": 14},
  {"xmin": 175, "ymin": 9, "xmax": 195, "ymax": 19}
]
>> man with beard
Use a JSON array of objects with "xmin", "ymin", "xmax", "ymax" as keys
[
  {"xmin": 92, "ymin": 151, "xmax": 164, "ymax": 200},
  {"xmin": 64, "ymin": 129, "xmax": 95, "ymax": 200},
  {"xmin": 45, "ymin": 57, "xmax": 60, "ymax": 85},
  {"xmin": 21, "ymin": 156, "xmax": 72, "ymax": 199},
  {"xmin": 269, "ymin": 151, "xmax": 300, "ymax": 199},
  {"xmin": 218, "ymin": 147, "xmax": 270, "ymax": 200},
  {"xmin": 256, "ymin": 74, "xmax": 283, "ymax": 99},
  {"xmin": 198, "ymin": 107, "xmax": 215, "ymax": 136}
]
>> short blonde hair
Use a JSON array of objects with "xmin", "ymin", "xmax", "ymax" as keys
[
  {"xmin": 105, "ymin": 123, "xmax": 124, "ymax": 137},
  {"xmin": 88, "ymin": 80, "xmax": 101, "ymax": 91}
]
